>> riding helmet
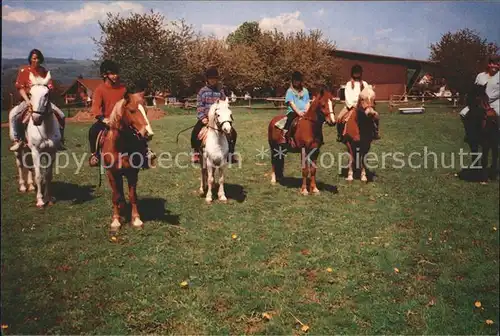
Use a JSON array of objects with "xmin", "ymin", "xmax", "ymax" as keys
[
  {"xmin": 205, "ymin": 66, "xmax": 219, "ymax": 79},
  {"xmin": 291, "ymin": 71, "xmax": 303, "ymax": 81}
]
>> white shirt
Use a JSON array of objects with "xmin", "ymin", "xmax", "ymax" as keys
[
  {"xmin": 461, "ymin": 71, "xmax": 500, "ymax": 117},
  {"xmin": 344, "ymin": 80, "xmax": 369, "ymax": 109}
]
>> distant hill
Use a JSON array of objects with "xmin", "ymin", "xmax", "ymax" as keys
[{"xmin": 2, "ymin": 57, "xmax": 99, "ymax": 85}]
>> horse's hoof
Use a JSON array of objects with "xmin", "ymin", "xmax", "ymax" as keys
[
  {"xmin": 271, "ymin": 179, "xmax": 277, "ymax": 185},
  {"xmin": 28, "ymin": 185, "xmax": 36, "ymax": 192},
  {"xmin": 480, "ymin": 181, "xmax": 489, "ymax": 185},
  {"xmin": 132, "ymin": 217, "xmax": 144, "ymax": 229},
  {"xmin": 110, "ymin": 218, "xmax": 121, "ymax": 231},
  {"xmin": 198, "ymin": 189, "xmax": 205, "ymax": 196},
  {"xmin": 300, "ymin": 189, "xmax": 309, "ymax": 196},
  {"xmin": 361, "ymin": 176, "xmax": 368, "ymax": 183},
  {"xmin": 311, "ymin": 188, "xmax": 320, "ymax": 194},
  {"xmin": 19, "ymin": 185, "xmax": 27, "ymax": 193},
  {"xmin": 219, "ymin": 196, "xmax": 228, "ymax": 203},
  {"xmin": 205, "ymin": 199, "xmax": 213, "ymax": 204}
]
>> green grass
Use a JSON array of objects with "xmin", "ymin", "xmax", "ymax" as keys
[{"xmin": 1, "ymin": 104, "xmax": 499, "ymax": 335}]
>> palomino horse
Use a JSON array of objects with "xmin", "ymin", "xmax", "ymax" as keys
[
  {"xmin": 340, "ymin": 85, "xmax": 379, "ymax": 183},
  {"xmin": 198, "ymin": 97, "xmax": 234, "ymax": 204},
  {"xmin": 100, "ymin": 87, "xmax": 154, "ymax": 232},
  {"xmin": 10, "ymin": 71, "xmax": 62, "ymax": 207},
  {"xmin": 268, "ymin": 87, "xmax": 336, "ymax": 195},
  {"xmin": 462, "ymin": 84, "xmax": 499, "ymax": 183}
]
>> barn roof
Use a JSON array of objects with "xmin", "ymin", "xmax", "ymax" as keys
[
  {"xmin": 61, "ymin": 78, "xmax": 102, "ymax": 96},
  {"xmin": 333, "ymin": 49, "xmax": 439, "ymax": 67}
]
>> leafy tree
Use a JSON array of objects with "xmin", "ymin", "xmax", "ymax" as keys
[
  {"xmin": 429, "ymin": 28, "xmax": 499, "ymax": 96},
  {"xmin": 227, "ymin": 21, "xmax": 261, "ymax": 47},
  {"xmin": 93, "ymin": 10, "xmax": 195, "ymax": 96}
]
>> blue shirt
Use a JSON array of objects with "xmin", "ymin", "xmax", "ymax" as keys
[
  {"xmin": 285, "ymin": 87, "xmax": 310, "ymax": 115},
  {"xmin": 196, "ymin": 85, "xmax": 226, "ymax": 120}
]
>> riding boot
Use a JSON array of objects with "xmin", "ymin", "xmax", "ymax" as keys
[
  {"xmin": 373, "ymin": 119, "xmax": 381, "ymax": 140},
  {"xmin": 58, "ymin": 127, "xmax": 67, "ymax": 151}
]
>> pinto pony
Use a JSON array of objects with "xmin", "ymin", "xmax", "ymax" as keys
[
  {"xmin": 100, "ymin": 86, "xmax": 154, "ymax": 232},
  {"xmin": 198, "ymin": 98, "xmax": 234, "ymax": 204},
  {"xmin": 340, "ymin": 85, "xmax": 379, "ymax": 182},
  {"xmin": 268, "ymin": 87, "xmax": 336, "ymax": 195},
  {"xmin": 10, "ymin": 72, "xmax": 62, "ymax": 207},
  {"xmin": 462, "ymin": 84, "xmax": 499, "ymax": 183}
]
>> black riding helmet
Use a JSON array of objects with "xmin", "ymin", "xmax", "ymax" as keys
[
  {"xmin": 291, "ymin": 71, "xmax": 303, "ymax": 82},
  {"xmin": 100, "ymin": 60, "xmax": 120, "ymax": 76},
  {"xmin": 205, "ymin": 66, "xmax": 219, "ymax": 79},
  {"xmin": 351, "ymin": 64, "xmax": 363, "ymax": 77}
]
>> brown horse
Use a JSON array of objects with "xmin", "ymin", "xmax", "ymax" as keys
[
  {"xmin": 340, "ymin": 85, "xmax": 380, "ymax": 182},
  {"xmin": 268, "ymin": 87, "xmax": 336, "ymax": 195},
  {"xmin": 462, "ymin": 84, "xmax": 499, "ymax": 183},
  {"xmin": 100, "ymin": 87, "xmax": 154, "ymax": 232}
]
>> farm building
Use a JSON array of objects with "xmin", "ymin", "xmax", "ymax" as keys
[
  {"xmin": 332, "ymin": 49, "xmax": 442, "ymax": 100},
  {"xmin": 61, "ymin": 78, "xmax": 102, "ymax": 106}
]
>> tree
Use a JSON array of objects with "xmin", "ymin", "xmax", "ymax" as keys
[
  {"xmin": 429, "ymin": 28, "xmax": 499, "ymax": 97},
  {"xmin": 227, "ymin": 21, "xmax": 261, "ymax": 47},
  {"xmin": 93, "ymin": 10, "xmax": 195, "ymax": 96}
]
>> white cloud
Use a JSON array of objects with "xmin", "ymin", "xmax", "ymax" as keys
[
  {"xmin": 259, "ymin": 11, "xmax": 306, "ymax": 34},
  {"xmin": 2, "ymin": 2, "xmax": 144, "ymax": 31},
  {"xmin": 201, "ymin": 24, "xmax": 237, "ymax": 39},
  {"xmin": 2, "ymin": 5, "xmax": 36, "ymax": 23},
  {"xmin": 316, "ymin": 9, "xmax": 325, "ymax": 16}
]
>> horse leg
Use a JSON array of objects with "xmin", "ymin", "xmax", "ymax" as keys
[
  {"xmin": 27, "ymin": 166, "xmax": 35, "ymax": 192},
  {"xmin": 127, "ymin": 169, "xmax": 143, "ymax": 228},
  {"xmin": 218, "ymin": 165, "xmax": 227, "ymax": 202},
  {"xmin": 309, "ymin": 149, "xmax": 320, "ymax": 194},
  {"xmin": 106, "ymin": 170, "xmax": 124, "ymax": 231},
  {"xmin": 31, "ymin": 149, "xmax": 45, "ymax": 208},
  {"xmin": 270, "ymin": 144, "xmax": 284, "ymax": 184},
  {"xmin": 346, "ymin": 142, "xmax": 354, "ymax": 182},
  {"xmin": 15, "ymin": 152, "xmax": 27, "ymax": 193},
  {"xmin": 46, "ymin": 152, "xmax": 56, "ymax": 205},
  {"xmin": 300, "ymin": 149, "xmax": 309, "ymax": 195},
  {"xmin": 360, "ymin": 150, "xmax": 368, "ymax": 183},
  {"xmin": 205, "ymin": 164, "xmax": 214, "ymax": 204}
]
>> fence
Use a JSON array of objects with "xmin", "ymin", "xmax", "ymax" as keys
[{"xmin": 389, "ymin": 93, "xmax": 460, "ymax": 112}]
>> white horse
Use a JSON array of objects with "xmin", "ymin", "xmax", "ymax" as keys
[
  {"xmin": 199, "ymin": 98, "xmax": 234, "ymax": 204},
  {"xmin": 9, "ymin": 72, "xmax": 62, "ymax": 208}
]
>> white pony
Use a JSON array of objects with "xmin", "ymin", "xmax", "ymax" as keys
[
  {"xmin": 9, "ymin": 71, "xmax": 62, "ymax": 208},
  {"xmin": 199, "ymin": 98, "xmax": 234, "ymax": 204}
]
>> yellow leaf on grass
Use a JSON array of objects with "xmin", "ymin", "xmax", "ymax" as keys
[
  {"xmin": 180, "ymin": 281, "xmax": 189, "ymax": 288},
  {"xmin": 326, "ymin": 267, "xmax": 333, "ymax": 273},
  {"xmin": 110, "ymin": 236, "xmax": 117, "ymax": 242},
  {"xmin": 262, "ymin": 312, "xmax": 272, "ymax": 320},
  {"xmin": 301, "ymin": 325, "xmax": 310, "ymax": 332},
  {"xmin": 493, "ymin": 226, "xmax": 497, "ymax": 231},
  {"xmin": 231, "ymin": 234, "xmax": 238, "ymax": 239},
  {"xmin": 394, "ymin": 268, "xmax": 400, "ymax": 273},
  {"xmin": 474, "ymin": 301, "xmax": 482, "ymax": 308},
  {"xmin": 486, "ymin": 319, "xmax": 494, "ymax": 325}
]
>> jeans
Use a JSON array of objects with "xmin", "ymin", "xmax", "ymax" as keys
[{"xmin": 9, "ymin": 101, "xmax": 66, "ymax": 140}]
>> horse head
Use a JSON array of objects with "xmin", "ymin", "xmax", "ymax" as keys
[
  {"xmin": 28, "ymin": 71, "xmax": 52, "ymax": 126},
  {"xmin": 109, "ymin": 91, "xmax": 154, "ymax": 141},
  {"xmin": 312, "ymin": 87, "xmax": 336, "ymax": 126},
  {"xmin": 208, "ymin": 97, "xmax": 233, "ymax": 135},
  {"xmin": 358, "ymin": 85, "xmax": 379, "ymax": 119}
]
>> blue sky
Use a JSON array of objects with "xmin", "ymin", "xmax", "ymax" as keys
[{"xmin": 2, "ymin": 1, "xmax": 499, "ymax": 60}]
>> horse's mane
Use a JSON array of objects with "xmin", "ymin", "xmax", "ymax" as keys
[
  {"xmin": 207, "ymin": 100, "xmax": 219, "ymax": 129},
  {"xmin": 108, "ymin": 99, "xmax": 125, "ymax": 129},
  {"xmin": 359, "ymin": 85, "xmax": 376, "ymax": 101}
]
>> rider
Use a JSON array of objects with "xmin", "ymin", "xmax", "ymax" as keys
[
  {"xmin": 9, "ymin": 49, "xmax": 66, "ymax": 151},
  {"xmin": 191, "ymin": 66, "xmax": 238, "ymax": 164},
  {"xmin": 336, "ymin": 64, "xmax": 380, "ymax": 141},
  {"xmin": 283, "ymin": 71, "xmax": 310, "ymax": 140}
]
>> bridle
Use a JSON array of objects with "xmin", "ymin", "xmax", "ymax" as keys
[
  {"xmin": 208, "ymin": 107, "xmax": 233, "ymax": 133},
  {"xmin": 29, "ymin": 83, "xmax": 51, "ymax": 117}
]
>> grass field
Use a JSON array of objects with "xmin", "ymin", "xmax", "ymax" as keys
[{"xmin": 1, "ymin": 104, "xmax": 499, "ymax": 335}]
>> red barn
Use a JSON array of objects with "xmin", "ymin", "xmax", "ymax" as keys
[
  {"xmin": 332, "ymin": 49, "xmax": 442, "ymax": 100},
  {"xmin": 61, "ymin": 78, "xmax": 102, "ymax": 106}
]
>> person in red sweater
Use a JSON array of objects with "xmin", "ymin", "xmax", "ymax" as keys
[
  {"xmin": 88, "ymin": 60, "xmax": 127, "ymax": 167},
  {"xmin": 9, "ymin": 49, "xmax": 66, "ymax": 151},
  {"xmin": 88, "ymin": 60, "xmax": 156, "ymax": 167}
]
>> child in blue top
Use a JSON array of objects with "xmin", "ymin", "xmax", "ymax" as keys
[{"xmin": 283, "ymin": 71, "xmax": 310, "ymax": 137}]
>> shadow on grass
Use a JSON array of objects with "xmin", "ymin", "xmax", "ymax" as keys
[
  {"xmin": 199, "ymin": 183, "xmax": 247, "ymax": 203},
  {"xmin": 51, "ymin": 181, "xmax": 96, "ymax": 204},
  {"xmin": 277, "ymin": 176, "xmax": 338, "ymax": 193},
  {"xmin": 137, "ymin": 197, "xmax": 181, "ymax": 225},
  {"xmin": 457, "ymin": 167, "xmax": 498, "ymax": 182}
]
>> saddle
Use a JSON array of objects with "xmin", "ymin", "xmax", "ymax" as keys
[{"xmin": 274, "ymin": 116, "xmax": 300, "ymax": 148}]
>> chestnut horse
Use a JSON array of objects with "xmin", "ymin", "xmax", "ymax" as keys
[
  {"xmin": 340, "ymin": 85, "xmax": 379, "ymax": 182},
  {"xmin": 462, "ymin": 84, "xmax": 499, "ymax": 183},
  {"xmin": 268, "ymin": 87, "xmax": 336, "ymax": 195},
  {"xmin": 100, "ymin": 89, "xmax": 154, "ymax": 232}
]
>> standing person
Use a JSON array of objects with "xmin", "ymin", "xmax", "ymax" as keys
[
  {"xmin": 191, "ymin": 66, "xmax": 238, "ymax": 164},
  {"xmin": 9, "ymin": 48, "xmax": 66, "ymax": 151},
  {"xmin": 336, "ymin": 64, "xmax": 380, "ymax": 142},
  {"xmin": 282, "ymin": 71, "xmax": 310, "ymax": 140}
]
